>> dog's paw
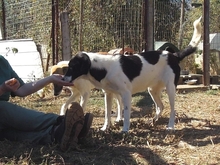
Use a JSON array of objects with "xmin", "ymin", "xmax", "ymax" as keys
[
  {"xmin": 166, "ymin": 126, "xmax": 175, "ymax": 131},
  {"xmin": 100, "ymin": 125, "xmax": 108, "ymax": 131}
]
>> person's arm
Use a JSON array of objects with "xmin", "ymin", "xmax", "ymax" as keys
[{"xmin": 14, "ymin": 74, "xmax": 74, "ymax": 97}]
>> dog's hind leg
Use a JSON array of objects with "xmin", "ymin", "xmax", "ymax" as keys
[
  {"xmin": 101, "ymin": 91, "xmax": 113, "ymax": 131},
  {"xmin": 166, "ymin": 83, "xmax": 176, "ymax": 130},
  {"xmin": 114, "ymin": 94, "xmax": 123, "ymax": 123},
  {"xmin": 148, "ymin": 87, "xmax": 164, "ymax": 123},
  {"xmin": 120, "ymin": 90, "xmax": 132, "ymax": 132}
]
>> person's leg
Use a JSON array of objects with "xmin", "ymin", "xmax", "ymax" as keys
[
  {"xmin": 0, "ymin": 101, "xmax": 93, "ymax": 151},
  {"xmin": 1, "ymin": 127, "xmax": 54, "ymax": 144},
  {"xmin": 0, "ymin": 101, "xmax": 58, "ymax": 131},
  {"xmin": 0, "ymin": 101, "xmax": 59, "ymax": 144}
]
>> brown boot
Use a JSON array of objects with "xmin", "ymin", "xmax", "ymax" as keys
[
  {"xmin": 78, "ymin": 113, "xmax": 93, "ymax": 139},
  {"xmin": 53, "ymin": 102, "xmax": 84, "ymax": 151}
]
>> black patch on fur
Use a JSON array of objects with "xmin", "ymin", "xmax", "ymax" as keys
[
  {"xmin": 119, "ymin": 55, "xmax": 142, "ymax": 81},
  {"xmin": 140, "ymin": 51, "xmax": 161, "ymax": 65},
  {"xmin": 90, "ymin": 68, "xmax": 107, "ymax": 82},
  {"xmin": 167, "ymin": 53, "xmax": 181, "ymax": 86}
]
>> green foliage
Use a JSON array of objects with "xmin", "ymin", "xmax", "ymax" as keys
[{"xmin": 206, "ymin": 89, "xmax": 219, "ymax": 95}]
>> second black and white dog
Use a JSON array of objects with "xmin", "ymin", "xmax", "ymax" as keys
[{"xmin": 62, "ymin": 17, "xmax": 202, "ymax": 132}]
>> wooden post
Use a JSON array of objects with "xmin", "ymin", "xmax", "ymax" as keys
[
  {"xmin": 203, "ymin": 0, "xmax": 210, "ymax": 86},
  {"xmin": 143, "ymin": 0, "xmax": 154, "ymax": 51},
  {"xmin": 60, "ymin": 12, "xmax": 72, "ymax": 60},
  {"xmin": 52, "ymin": 0, "xmax": 55, "ymax": 65},
  {"xmin": 52, "ymin": 0, "xmax": 59, "ymax": 64},
  {"xmin": 1, "ymin": 0, "xmax": 6, "ymax": 39},
  {"xmin": 79, "ymin": 0, "xmax": 84, "ymax": 51},
  {"xmin": 178, "ymin": 0, "xmax": 185, "ymax": 50},
  {"xmin": 55, "ymin": 0, "xmax": 59, "ymax": 64}
]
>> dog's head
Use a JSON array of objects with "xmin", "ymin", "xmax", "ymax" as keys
[
  {"xmin": 63, "ymin": 52, "xmax": 91, "ymax": 82},
  {"xmin": 50, "ymin": 64, "xmax": 69, "ymax": 96}
]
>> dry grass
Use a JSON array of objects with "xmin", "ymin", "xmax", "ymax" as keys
[{"xmin": 0, "ymin": 86, "xmax": 220, "ymax": 165}]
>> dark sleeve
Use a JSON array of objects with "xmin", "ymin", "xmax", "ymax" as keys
[
  {"xmin": 0, "ymin": 55, "xmax": 25, "ymax": 100},
  {"xmin": 2, "ymin": 56, "xmax": 25, "ymax": 97}
]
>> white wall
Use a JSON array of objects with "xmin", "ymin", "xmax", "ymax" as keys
[{"xmin": 0, "ymin": 39, "xmax": 44, "ymax": 82}]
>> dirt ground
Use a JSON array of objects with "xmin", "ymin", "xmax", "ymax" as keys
[{"xmin": 0, "ymin": 87, "xmax": 220, "ymax": 165}]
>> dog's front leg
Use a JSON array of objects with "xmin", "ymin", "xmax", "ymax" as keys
[
  {"xmin": 60, "ymin": 87, "xmax": 80, "ymax": 115},
  {"xmin": 100, "ymin": 92, "xmax": 113, "ymax": 131},
  {"xmin": 80, "ymin": 91, "xmax": 91, "ymax": 111},
  {"xmin": 121, "ymin": 90, "xmax": 132, "ymax": 132}
]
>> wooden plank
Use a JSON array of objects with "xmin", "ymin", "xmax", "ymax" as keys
[{"xmin": 60, "ymin": 12, "xmax": 72, "ymax": 61}]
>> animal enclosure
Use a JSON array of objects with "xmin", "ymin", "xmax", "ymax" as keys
[
  {"xmin": 1, "ymin": 1, "xmax": 220, "ymax": 80},
  {"xmin": 1, "ymin": 0, "xmax": 187, "ymax": 65}
]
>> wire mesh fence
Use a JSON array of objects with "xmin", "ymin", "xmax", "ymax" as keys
[
  {"xmin": 1, "ymin": 0, "xmax": 184, "ymax": 54},
  {"xmin": 64, "ymin": 0, "xmax": 144, "ymax": 53},
  {"xmin": 2, "ymin": 0, "xmax": 52, "ymax": 45},
  {"xmin": 1, "ymin": 0, "xmax": 216, "ymax": 75}
]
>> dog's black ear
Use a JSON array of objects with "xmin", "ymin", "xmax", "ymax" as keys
[{"xmin": 78, "ymin": 52, "xmax": 91, "ymax": 74}]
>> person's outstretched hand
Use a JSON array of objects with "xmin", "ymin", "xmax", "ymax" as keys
[{"xmin": 50, "ymin": 74, "xmax": 74, "ymax": 87}]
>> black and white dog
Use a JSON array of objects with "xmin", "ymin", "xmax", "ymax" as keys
[
  {"xmin": 62, "ymin": 17, "xmax": 202, "ymax": 132},
  {"xmin": 51, "ymin": 61, "xmax": 123, "ymax": 123}
]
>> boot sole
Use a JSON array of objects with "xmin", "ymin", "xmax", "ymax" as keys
[{"xmin": 60, "ymin": 102, "xmax": 84, "ymax": 151}]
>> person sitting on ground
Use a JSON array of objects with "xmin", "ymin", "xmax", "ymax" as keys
[{"xmin": 0, "ymin": 55, "xmax": 93, "ymax": 151}]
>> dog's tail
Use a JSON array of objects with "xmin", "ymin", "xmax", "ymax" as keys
[{"xmin": 174, "ymin": 16, "xmax": 202, "ymax": 61}]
